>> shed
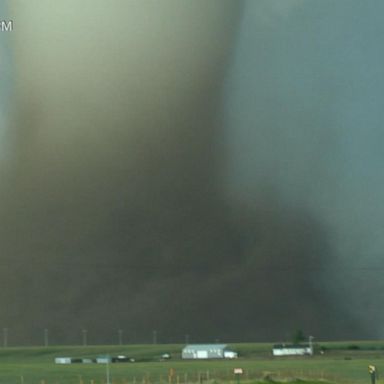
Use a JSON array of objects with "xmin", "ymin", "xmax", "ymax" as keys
[
  {"xmin": 54, "ymin": 357, "xmax": 72, "ymax": 364},
  {"xmin": 272, "ymin": 344, "xmax": 312, "ymax": 356},
  {"xmin": 96, "ymin": 355, "xmax": 112, "ymax": 364},
  {"xmin": 182, "ymin": 344, "xmax": 235, "ymax": 359}
]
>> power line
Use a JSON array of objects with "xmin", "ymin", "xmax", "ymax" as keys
[{"xmin": 0, "ymin": 257, "xmax": 384, "ymax": 273}]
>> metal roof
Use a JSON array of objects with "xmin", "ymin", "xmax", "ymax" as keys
[{"xmin": 183, "ymin": 344, "xmax": 227, "ymax": 350}]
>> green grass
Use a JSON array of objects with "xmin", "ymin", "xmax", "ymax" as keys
[{"xmin": 0, "ymin": 342, "xmax": 382, "ymax": 384}]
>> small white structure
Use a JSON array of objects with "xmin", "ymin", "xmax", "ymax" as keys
[
  {"xmin": 272, "ymin": 344, "xmax": 313, "ymax": 356},
  {"xmin": 54, "ymin": 357, "xmax": 72, "ymax": 364},
  {"xmin": 224, "ymin": 350, "xmax": 238, "ymax": 359},
  {"xmin": 81, "ymin": 358, "xmax": 94, "ymax": 364},
  {"xmin": 182, "ymin": 344, "xmax": 237, "ymax": 359},
  {"xmin": 96, "ymin": 356, "xmax": 112, "ymax": 364}
]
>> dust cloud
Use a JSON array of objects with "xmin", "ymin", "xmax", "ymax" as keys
[{"xmin": 0, "ymin": 0, "xmax": 380, "ymax": 345}]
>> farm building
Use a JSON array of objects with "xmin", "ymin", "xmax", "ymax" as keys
[
  {"xmin": 96, "ymin": 356, "xmax": 112, "ymax": 363},
  {"xmin": 182, "ymin": 344, "xmax": 238, "ymax": 359},
  {"xmin": 272, "ymin": 344, "xmax": 313, "ymax": 356},
  {"xmin": 54, "ymin": 357, "xmax": 72, "ymax": 364}
]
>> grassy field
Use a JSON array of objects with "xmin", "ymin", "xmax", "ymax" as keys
[{"xmin": 0, "ymin": 342, "xmax": 382, "ymax": 384}]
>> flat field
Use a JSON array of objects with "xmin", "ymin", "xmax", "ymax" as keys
[{"xmin": 0, "ymin": 342, "xmax": 382, "ymax": 384}]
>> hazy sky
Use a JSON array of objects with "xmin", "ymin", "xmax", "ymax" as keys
[
  {"xmin": 0, "ymin": 3, "xmax": 11, "ymax": 164},
  {"xmin": 0, "ymin": 0, "xmax": 383, "ymax": 345}
]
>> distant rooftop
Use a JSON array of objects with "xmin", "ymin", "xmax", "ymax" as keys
[{"xmin": 183, "ymin": 344, "xmax": 228, "ymax": 350}]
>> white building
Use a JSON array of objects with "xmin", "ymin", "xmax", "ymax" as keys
[
  {"xmin": 182, "ymin": 344, "xmax": 238, "ymax": 359},
  {"xmin": 54, "ymin": 357, "xmax": 72, "ymax": 364},
  {"xmin": 272, "ymin": 344, "xmax": 313, "ymax": 356}
]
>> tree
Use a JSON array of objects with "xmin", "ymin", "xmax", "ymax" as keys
[{"xmin": 292, "ymin": 329, "xmax": 306, "ymax": 344}]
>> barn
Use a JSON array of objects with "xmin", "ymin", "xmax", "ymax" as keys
[
  {"xmin": 272, "ymin": 344, "xmax": 313, "ymax": 356},
  {"xmin": 182, "ymin": 344, "xmax": 237, "ymax": 359}
]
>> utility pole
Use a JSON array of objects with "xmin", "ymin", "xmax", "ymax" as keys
[
  {"xmin": 118, "ymin": 329, "xmax": 123, "ymax": 345},
  {"xmin": 308, "ymin": 335, "xmax": 314, "ymax": 355},
  {"xmin": 82, "ymin": 329, "xmax": 87, "ymax": 346},
  {"xmin": 152, "ymin": 330, "xmax": 157, "ymax": 344},
  {"xmin": 44, "ymin": 329, "xmax": 49, "ymax": 347},
  {"xmin": 185, "ymin": 334, "xmax": 189, "ymax": 345},
  {"xmin": 106, "ymin": 356, "xmax": 111, "ymax": 384},
  {"xmin": 3, "ymin": 328, "xmax": 8, "ymax": 348}
]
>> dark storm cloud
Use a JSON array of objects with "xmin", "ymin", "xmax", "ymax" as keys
[
  {"xmin": 224, "ymin": 0, "xmax": 384, "ymax": 338},
  {"xmin": 0, "ymin": 0, "xmax": 381, "ymax": 345}
]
